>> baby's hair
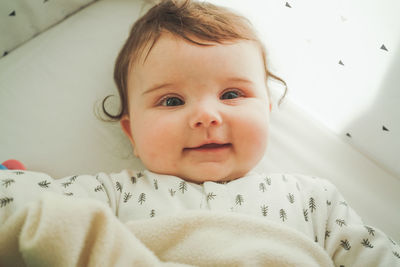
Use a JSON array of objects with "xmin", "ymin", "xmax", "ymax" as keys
[{"xmin": 99, "ymin": 0, "xmax": 287, "ymax": 122}]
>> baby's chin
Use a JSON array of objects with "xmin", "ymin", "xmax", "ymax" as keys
[{"xmin": 174, "ymin": 168, "xmax": 250, "ymax": 184}]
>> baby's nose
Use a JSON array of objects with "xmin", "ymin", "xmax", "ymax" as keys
[{"xmin": 189, "ymin": 102, "xmax": 222, "ymax": 129}]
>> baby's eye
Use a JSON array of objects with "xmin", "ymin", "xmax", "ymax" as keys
[
  {"xmin": 221, "ymin": 90, "xmax": 243, "ymax": 100},
  {"xmin": 160, "ymin": 96, "xmax": 184, "ymax": 106}
]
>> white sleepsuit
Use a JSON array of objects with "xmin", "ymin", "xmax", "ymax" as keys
[{"xmin": 0, "ymin": 169, "xmax": 399, "ymax": 266}]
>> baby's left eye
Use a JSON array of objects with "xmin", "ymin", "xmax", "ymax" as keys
[{"xmin": 221, "ymin": 90, "xmax": 243, "ymax": 100}]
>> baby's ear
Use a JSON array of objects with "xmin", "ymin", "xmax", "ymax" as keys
[
  {"xmin": 120, "ymin": 115, "xmax": 140, "ymax": 157},
  {"xmin": 120, "ymin": 115, "xmax": 132, "ymax": 138}
]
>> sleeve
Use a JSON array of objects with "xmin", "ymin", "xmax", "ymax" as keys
[
  {"xmin": 0, "ymin": 169, "xmax": 123, "ymax": 225},
  {"xmin": 0, "ymin": 191, "xmax": 189, "ymax": 267},
  {"xmin": 319, "ymin": 178, "xmax": 400, "ymax": 267}
]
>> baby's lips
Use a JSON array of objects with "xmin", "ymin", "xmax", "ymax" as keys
[
  {"xmin": 185, "ymin": 143, "xmax": 232, "ymax": 150},
  {"xmin": 187, "ymin": 140, "xmax": 231, "ymax": 149},
  {"xmin": 196, "ymin": 143, "xmax": 231, "ymax": 149}
]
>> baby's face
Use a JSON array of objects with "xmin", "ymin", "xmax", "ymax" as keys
[{"xmin": 121, "ymin": 32, "xmax": 270, "ymax": 183}]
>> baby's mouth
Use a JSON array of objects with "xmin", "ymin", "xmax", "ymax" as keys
[
  {"xmin": 185, "ymin": 143, "xmax": 232, "ymax": 151},
  {"xmin": 197, "ymin": 143, "xmax": 230, "ymax": 149}
]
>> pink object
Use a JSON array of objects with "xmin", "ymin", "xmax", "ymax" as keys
[{"xmin": 2, "ymin": 159, "xmax": 26, "ymax": 170}]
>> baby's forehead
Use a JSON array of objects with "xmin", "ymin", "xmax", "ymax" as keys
[
  {"xmin": 132, "ymin": 39, "xmax": 262, "ymax": 80},
  {"xmin": 133, "ymin": 32, "xmax": 261, "ymax": 69}
]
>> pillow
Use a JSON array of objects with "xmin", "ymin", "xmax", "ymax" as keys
[
  {"xmin": 0, "ymin": 0, "xmax": 146, "ymax": 176},
  {"xmin": 0, "ymin": 0, "xmax": 96, "ymax": 57}
]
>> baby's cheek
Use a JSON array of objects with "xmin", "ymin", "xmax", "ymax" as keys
[
  {"xmin": 235, "ymin": 110, "xmax": 268, "ymax": 154},
  {"xmin": 139, "ymin": 118, "xmax": 179, "ymax": 158}
]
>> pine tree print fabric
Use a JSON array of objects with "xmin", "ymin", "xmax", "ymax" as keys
[{"xmin": 0, "ymin": 169, "xmax": 399, "ymax": 266}]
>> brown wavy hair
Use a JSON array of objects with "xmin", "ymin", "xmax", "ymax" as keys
[{"xmin": 98, "ymin": 0, "xmax": 287, "ymax": 122}]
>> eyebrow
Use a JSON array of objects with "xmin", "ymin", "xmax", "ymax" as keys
[
  {"xmin": 142, "ymin": 77, "xmax": 254, "ymax": 95},
  {"xmin": 142, "ymin": 82, "xmax": 175, "ymax": 95}
]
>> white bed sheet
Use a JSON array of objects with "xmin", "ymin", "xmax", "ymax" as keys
[{"xmin": 0, "ymin": 0, "xmax": 399, "ymax": 241}]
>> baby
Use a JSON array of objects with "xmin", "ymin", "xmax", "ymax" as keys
[{"xmin": 1, "ymin": 0, "xmax": 399, "ymax": 266}]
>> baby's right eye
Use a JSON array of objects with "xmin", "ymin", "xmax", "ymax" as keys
[{"xmin": 160, "ymin": 96, "xmax": 184, "ymax": 106}]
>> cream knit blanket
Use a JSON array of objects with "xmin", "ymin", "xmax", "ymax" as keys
[{"xmin": 0, "ymin": 192, "xmax": 334, "ymax": 267}]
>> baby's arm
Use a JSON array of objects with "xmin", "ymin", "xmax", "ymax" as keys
[
  {"xmin": 320, "ymin": 179, "xmax": 400, "ymax": 266},
  {"xmin": 0, "ymin": 170, "xmax": 122, "ymax": 224},
  {"xmin": 0, "ymin": 169, "xmax": 124, "ymax": 265},
  {"xmin": 0, "ymin": 170, "xmax": 190, "ymax": 266}
]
